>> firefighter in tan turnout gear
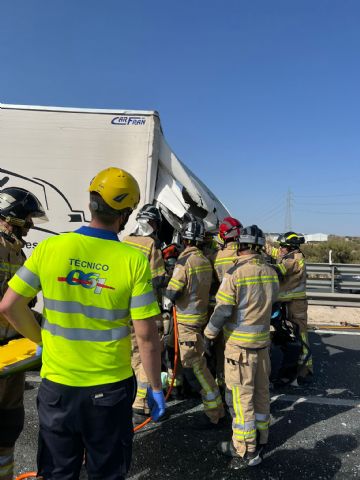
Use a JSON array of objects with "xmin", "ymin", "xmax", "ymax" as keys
[
  {"xmin": 165, "ymin": 218, "xmax": 225, "ymax": 428},
  {"xmin": 0, "ymin": 187, "xmax": 47, "ymax": 480},
  {"xmin": 123, "ymin": 204, "xmax": 166, "ymax": 423},
  {"xmin": 214, "ymin": 217, "xmax": 243, "ymax": 283},
  {"xmin": 209, "ymin": 216, "xmax": 243, "ymax": 392},
  {"xmin": 274, "ymin": 231, "xmax": 313, "ymax": 383},
  {"xmin": 205, "ymin": 225, "xmax": 279, "ymax": 468}
]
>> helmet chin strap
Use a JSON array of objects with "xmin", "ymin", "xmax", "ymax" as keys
[
  {"xmin": 118, "ymin": 210, "xmax": 132, "ymax": 233},
  {"xmin": 3, "ymin": 216, "xmax": 26, "ymax": 227},
  {"xmin": 12, "ymin": 225, "xmax": 25, "ymax": 240}
]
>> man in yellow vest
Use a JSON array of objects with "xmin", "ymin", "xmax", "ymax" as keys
[
  {"xmin": 205, "ymin": 225, "xmax": 279, "ymax": 469},
  {"xmin": 0, "ymin": 187, "xmax": 47, "ymax": 480},
  {"xmin": 0, "ymin": 168, "xmax": 165, "ymax": 480}
]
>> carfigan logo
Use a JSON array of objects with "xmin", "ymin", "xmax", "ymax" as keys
[{"xmin": 111, "ymin": 116, "xmax": 146, "ymax": 126}]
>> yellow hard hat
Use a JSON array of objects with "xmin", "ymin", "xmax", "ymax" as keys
[{"xmin": 89, "ymin": 167, "xmax": 140, "ymax": 211}]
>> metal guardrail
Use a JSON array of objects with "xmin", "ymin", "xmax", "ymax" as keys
[{"xmin": 306, "ymin": 263, "xmax": 360, "ymax": 306}]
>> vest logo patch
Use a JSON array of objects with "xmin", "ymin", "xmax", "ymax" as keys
[{"xmin": 58, "ymin": 269, "xmax": 114, "ymax": 294}]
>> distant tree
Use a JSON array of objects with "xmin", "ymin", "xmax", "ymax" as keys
[{"xmin": 302, "ymin": 239, "xmax": 360, "ymax": 263}]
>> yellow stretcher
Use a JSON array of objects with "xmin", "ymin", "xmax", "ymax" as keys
[{"xmin": 0, "ymin": 338, "xmax": 41, "ymax": 377}]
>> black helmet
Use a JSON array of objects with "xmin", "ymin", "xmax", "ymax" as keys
[
  {"xmin": 136, "ymin": 204, "xmax": 162, "ymax": 225},
  {"xmin": 0, "ymin": 187, "xmax": 48, "ymax": 226},
  {"xmin": 181, "ymin": 219, "xmax": 205, "ymax": 242},
  {"xmin": 238, "ymin": 225, "xmax": 265, "ymax": 247},
  {"xmin": 277, "ymin": 231, "xmax": 305, "ymax": 248}
]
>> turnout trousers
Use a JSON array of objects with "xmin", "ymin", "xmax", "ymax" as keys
[
  {"xmin": 224, "ymin": 345, "xmax": 270, "ymax": 457},
  {"xmin": 0, "ymin": 373, "xmax": 25, "ymax": 480},
  {"xmin": 131, "ymin": 323, "xmax": 164, "ymax": 412},
  {"xmin": 177, "ymin": 323, "xmax": 224, "ymax": 423},
  {"xmin": 37, "ymin": 376, "xmax": 135, "ymax": 480},
  {"xmin": 287, "ymin": 299, "xmax": 313, "ymax": 376},
  {"xmin": 131, "ymin": 330, "xmax": 150, "ymax": 413},
  {"xmin": 165, "ymin": 328, "xmax": 183, "ymax": 391}
]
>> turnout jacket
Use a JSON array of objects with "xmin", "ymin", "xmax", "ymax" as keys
[
  {"xmin": 213, "ymin": 241, "xmax": 239, "ymax": 283},
  {"xmin": 0, "ymin": 225, "xmax": 26, "ymax": 343},
  {"xmin": 276, "ymin": 250, "xmax": 306, "ymax": 301},
  {"xmin": 264, "ymin": 242, "xmax": 280, "ymax": 261},
  {"xmin": 165, "ymin": 245, "xmax": 213, "ymax": 327},
  {"xmin": 122, "ymin": 234, "xmax": 166, "ymax": 291},
  {"xmin": 205, "ymin": 253, "xmax": 279, "ymax": 349},
  {"xmin": 202, "ymin": 237, "xmax": 222, "ymax": 265}
]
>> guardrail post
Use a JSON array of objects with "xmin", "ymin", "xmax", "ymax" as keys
[{"xmin": 331, "ymin": 265, "xmax": 335, "ymax": 293}]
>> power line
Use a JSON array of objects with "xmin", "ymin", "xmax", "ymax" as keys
[
  {"xmin": 249, "ymin": 197, "xmax": 284, "ymax": 219},
  {"xmin": 256, "ymin": 210, "xmax": 284, "ymax": 225},
  {"xmin": 285, "ymin": 188, "xmax": 293, "ymax": 231},
  {"xmin": 295, "ymin": 201, "xmax": 360, "ymax": 206},
  {"xmin": 256, "ymin": 204, "xmax": 284, "ymax": 222},
  {"xmin": 295, "ymin": 208, "xmax": 360, "ymax": 215},
  {"xmin": 295, "ymin": 193, "xmax": 360, "ymax": 198}
]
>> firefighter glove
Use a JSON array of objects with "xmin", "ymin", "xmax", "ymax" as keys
[
  {"xmin": 147, "ymin": 388, "xmax": 166, "ymax": 421},
  {"xmin": 203, "ymin": 336, "xmax": 214, "ymax": 357}
]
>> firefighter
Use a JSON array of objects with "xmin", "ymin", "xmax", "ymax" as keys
[
  {"xmin": 209, "ymin": 217, "xmax": 243, "ymax": 392},
  {"xmin": 161, "ymin": 242, "xmax": 184, "ymax": 399},
  {"xmin": 0, "ymin": 168, "xmax": 165, "ymax": 480},
  {"xmin": 123, "ymin": 204, "xmax": 166, "ymax": 292},
  {"xmin": 0, "ymin": 187, "xmax": 48, "ymax": 480},
  {"xmin": 204, "ymin": 225, "xmax": 279, "ymax": 468},
  {"xmin": 214, "ymin": 217, "xmax": 243, "ymax": 283},
  {"xmin": 123, "ymin": 204, "xmax": 167, "ymax": 423},
  {"xmin": 165, "ymin": 218, "xmax": 225, "ymax": 428},
  {"xmin": 264, "ymin": 239, "xmax": 280, "ymax": 263},
  {"xmin": 202, "ymin": 230, "xmax": 222, "ymax": 264},
  {"xmin": 274, "ymin": 231, "xmax": 313, "ymax": 383}
]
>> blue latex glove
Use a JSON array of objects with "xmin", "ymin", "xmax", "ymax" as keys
[
  {"xmin": 147, "ymin": 387, "xmax": 166, "ymax": 421},
  {"xmin": 36, "ymin": 345, "xmax": 43, "ymax": 356}
]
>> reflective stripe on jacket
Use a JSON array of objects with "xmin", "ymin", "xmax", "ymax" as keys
[
  {"xmin": 122, "ymin": 235, "xmax": 166, "ymax": 291},
  {"xmin": 205, "ymin": 253, "xmax": 279, "ymax": 348},
  {"xmin": 214, "ymin": 241, "xmax": 239, "ymax": 283},
  {"xmin": 9, "ymin": 226, "xmax": 160, "ymax": 387}
]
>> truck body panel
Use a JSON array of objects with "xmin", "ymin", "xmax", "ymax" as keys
[{"xmin": 0, "ymin": 103, "xmax": 230, "ymax": 252}]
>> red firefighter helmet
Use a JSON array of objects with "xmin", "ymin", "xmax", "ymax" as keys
[
  {"xmin": 162, "ymin": 243, "xmax": 180, "ymax": 261},
  {"xmin": 219, "ymin": 217, "xmax": 242, "ymax": 241}
]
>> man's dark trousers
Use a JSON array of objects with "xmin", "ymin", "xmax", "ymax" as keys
[{"xmin": 37, "ymin": 376, "xmax": 135, "ymax": 480}]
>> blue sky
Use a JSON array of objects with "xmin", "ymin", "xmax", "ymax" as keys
[{"xmin": 1, "ymin": 1, "xmax": 360, "ymax": 235}]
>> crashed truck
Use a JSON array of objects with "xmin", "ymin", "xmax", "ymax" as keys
[{"xmin": 0, "ymin": 103, "xmax": 230, "ymax": 253}]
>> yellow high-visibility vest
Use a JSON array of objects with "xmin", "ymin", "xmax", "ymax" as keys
[{"xmin": 9, "ymin": 226, "xmax": 160, "ymax": 387}]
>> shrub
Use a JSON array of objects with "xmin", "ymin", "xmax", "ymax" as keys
[{"xmin": 302, "ymin": 239, "xmax": 360, "ymax": 264}]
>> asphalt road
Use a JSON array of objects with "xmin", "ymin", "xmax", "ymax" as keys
[{"xmin": 15, "ymin": 331, "xmax": 360, "ymax": 479}]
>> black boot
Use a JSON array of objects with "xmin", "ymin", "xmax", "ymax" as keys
[
  {"xmin": 132, "ymin": 408, "xmax": 149, "ymax": 425},
  {"xmin": 169, "ymin": 386, "xmax": 183, "ymax": 400}
]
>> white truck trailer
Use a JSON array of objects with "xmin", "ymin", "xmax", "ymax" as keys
[{"xmin": 0, "ymin": 103, "xmax": 229, "ymax": 253}]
